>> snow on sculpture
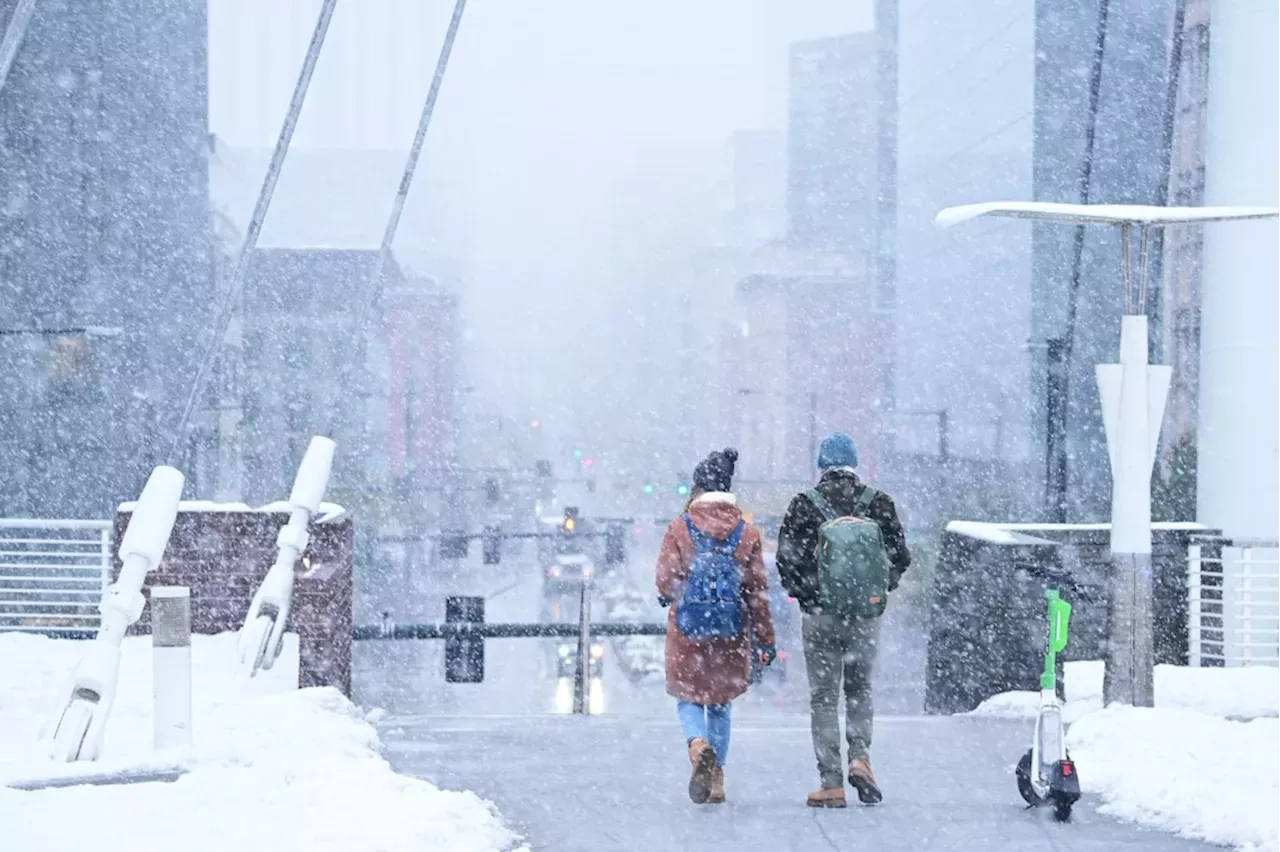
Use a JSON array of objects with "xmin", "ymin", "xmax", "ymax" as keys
[
  {"xmin": 237, "ymin": 436, "xmax": 336, "ymax": 677},
  {"xmin": 43, "ymin": 465, "xmax": 186, "ymax": 762}
]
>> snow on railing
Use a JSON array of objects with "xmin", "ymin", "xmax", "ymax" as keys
[
  {"xmin": 0, "ymin": 519, "xmax": 113, "ymax": 636},
  {"xmin": 1188, "ymin": 537, "xmax": 1280, "ymax": 667}
]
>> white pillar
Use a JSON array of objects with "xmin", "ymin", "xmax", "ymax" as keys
[
  {"xmin": 152, "ymin": 586, "xmax": 192, "ymax": 751},
  {"xmin": 1097, "ymin": 314, "xmax": 1171, "ymax": 706},
  {"xmin": 1198, "ymin": 0, "xmax": 1280, "ymax": 540}
]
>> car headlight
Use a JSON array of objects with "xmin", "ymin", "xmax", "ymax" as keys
[
  {"xmin": 590, "ymin": 643, "xmax": 604, "ymax": 660},
  {"xmin": 582, "ymin": 564, "xmax": 595, "ymax": 577},
  {"xmin": 558, "ymin": 644, "xmax": 573, "ymax": 657}
]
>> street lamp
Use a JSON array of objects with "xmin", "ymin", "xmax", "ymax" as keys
[{"xmin": 937, "ymin": 200, "xmax": 1278, "ymax": 707}]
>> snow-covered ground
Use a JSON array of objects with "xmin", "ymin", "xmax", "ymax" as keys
[
  {"xmin": 0, "ymin": 632, "xmax": 524, "ymax": 852},
  {"xmin": 971, "ymin": 661, "xmax": 1279, "ymax": 851}
]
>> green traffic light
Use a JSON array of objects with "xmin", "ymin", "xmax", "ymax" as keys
[
  {"xmin": 643, "ymin": 483, "xmax": 655, "ymax": 494},
  {"xmin": 676, "ymin": 483, "xmax": 690, "ymax": 496},
  {"xmin": 573, "ymin": 448, "xmax": 583, "ymax": 459}
]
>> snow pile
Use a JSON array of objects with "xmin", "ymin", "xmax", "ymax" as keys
[
  {"xmin": 0, "ymin": 633, "xmax": 523, "ymax": 852},
  {"xmin": 970, "ymin": 660, "xmax": 1279, "ymax": 721},
  {"xmin": 1068, "ymin": 707, "xmax": 1278, "ymax": 852},
  {"xmin": 971, "ymin": 662, "xmax": 1279, "ymax": 851}
]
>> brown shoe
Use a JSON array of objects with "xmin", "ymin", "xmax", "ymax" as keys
[
  {"xmin": 848, "ymin": 758, "xmax": 883, "ymax": 804},
  {"xmin": 806, "ymin": 786, "xmax": 847, "ymax": 808},
  {"xmin": 688, "ymin": 738, "xmax": 717, "ymax": 804},
  {"xmin": 707, "ymin": 765, "xmax": 726, "ymax": 804}
]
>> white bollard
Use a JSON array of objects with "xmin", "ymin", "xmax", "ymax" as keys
[{"xmin": 151, "ymin": 586, "xmax": 192, "ymax": 751}]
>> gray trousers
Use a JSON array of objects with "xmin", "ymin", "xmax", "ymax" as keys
[{"xmin": 801, "ymin": 612, "xmax": 882, "ymax": 788}]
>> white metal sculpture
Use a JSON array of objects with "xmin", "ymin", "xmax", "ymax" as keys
[
  {"xmin": 936, "ymin": 201, "xmax": 1278, "ymax": 706},
  {"xmin": 44, "ymin": 465, "xmax": 186, "ymax": 762},
  {"xmin": 237, "ymin": 436, "xmax": 336, "ymax": 677}
]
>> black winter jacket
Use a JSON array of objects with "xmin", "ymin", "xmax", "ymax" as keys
[{"xmin": 775, "ymin": 469, "xmax": 911, "ymax": 614}]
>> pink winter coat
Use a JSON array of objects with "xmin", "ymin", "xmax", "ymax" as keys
[{"xmin": 655, "ymin": 493, "xmax": 776, "ymax": 706}]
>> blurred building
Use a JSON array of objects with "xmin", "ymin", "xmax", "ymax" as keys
[
  {"xmin": 892, "ymin": 1, "xmax": 1037, "ymax": 523},
  {"xmin": 1159, "ymin": 0, "xmax": 1210, "ymax": 453},
  {"xmin": 384, "ymin": 273, "xmax": 459, "ymax": 502},
  {"xmin": 233, "ymin": 248, "xmax": 458, "ymax": 515},
  {"xmin": 729, "ymin": 31, "xmax": 888, "ymax": 484},
  {"xmin": 787, "ymin": 32, "xmax": 879, "ymax": 262},
  {"xmin": 893, "ymin": 0, "xmax": 1189, "ymax": 525},
  {"xmin": 1030, "ymin": 0, "xmax": 1180, "ymax": 523},
  {"xmin": 0, "ymin": 0, "xmax": 213, "ymax": 517}
]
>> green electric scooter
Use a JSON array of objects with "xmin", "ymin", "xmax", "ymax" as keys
[{"xmin": 1015, "ymin": 589, "xmax": 1081, "ymax": 822}]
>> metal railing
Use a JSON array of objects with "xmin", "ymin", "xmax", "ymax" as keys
[
  {"xmin": 0, "ymin": 519, "xmax": 112, "ymax": 636},
  {"xmin": 1188, "ymin": 537, "xmax": 1279, "ymax": 666}
]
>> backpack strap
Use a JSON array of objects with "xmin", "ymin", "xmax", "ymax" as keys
[
  {"xmin": 852, "ymin": 486, "xmax": 880, "ymax": 518},
  {"xmin": 725, "ymin": 520, "xmax": 745, "ymax": 551},
  {"xmin": 682, "ymin": 513, "xmax": 702, "ymax": 548},
  {"xmin": 805, "ymin": 488, "xmax": 838, "ymax": 523}
]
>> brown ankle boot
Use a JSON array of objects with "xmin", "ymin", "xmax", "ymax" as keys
[
  {"xmin": 848, "ymin": 758, "xmax": 883, "ymax": 804},
  {"xmin": 707, "ymin": 765, "xmax": 726, "ymax": 804},
  {"xmin": 687, "ymin": 738, "xmax": 717, "ymax": 804},
  {"xmin": 806, "ymin": 786, "xmax": 847, "ymax": 808}
]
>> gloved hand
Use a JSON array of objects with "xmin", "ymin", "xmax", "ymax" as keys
[
  {"xmin": 757, "ymin": 644, "xmax": 777, "ymax": 666},
  {"xmin": 658, "ymin": 595, "xmax": 673, "ymax": 608},
  {"xmin": 888, "ymin": 570, "xmax": 903, "ymax": 593}
]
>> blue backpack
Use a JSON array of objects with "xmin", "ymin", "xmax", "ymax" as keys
[{"xmin": 675, "ymin": 515, "xmax": 746, "ymax": 640}]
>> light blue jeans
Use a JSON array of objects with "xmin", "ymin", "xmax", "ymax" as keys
[{"xmin": 677, "ymin": 700, "xmax": 732, "ymax": 766}]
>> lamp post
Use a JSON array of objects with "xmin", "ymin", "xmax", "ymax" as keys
[{"xmin": 937, "ymin": 201, "xmax": 1278, "ymax": 707}]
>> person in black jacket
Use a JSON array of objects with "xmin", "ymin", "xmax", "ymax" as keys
[{"xmin": 776, "ymin": 432, "xmax": 910, "ymax": 808}]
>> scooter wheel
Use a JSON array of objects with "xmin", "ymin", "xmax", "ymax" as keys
[
  {"xmin": 1052, "ymin": 798, "xmax": 1073, "ymax": 822},
  {"xmin": 1016, "ymin": 749, "xmax": 1044, "ymax": 806}
]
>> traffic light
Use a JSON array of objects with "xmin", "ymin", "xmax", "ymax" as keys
[
  {"xmin": 482, "ymin": 525, "xmax": 501, "ymax": 565},
  {"xmin": 676, "ymin": 481, "xmax": 690, "ymax": 497},
  {"xmin": 643, "ymin": 483, "xmax": 655, "ymax": 495},
  {"xmin": 562, "ymin": 506, "xmax": 580, "ymax": 534},
  {"xmin": 604, "ymin": 523, "xmax": 626, "ymax": 566},
  {"xmin": 439, "ymin": 530, "xmax": 469, "ymax": 559}
]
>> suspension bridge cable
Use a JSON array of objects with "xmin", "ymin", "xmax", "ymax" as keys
[{"xmin": 167, "ymin": 0, "xmax": 340, "ymax": 462}]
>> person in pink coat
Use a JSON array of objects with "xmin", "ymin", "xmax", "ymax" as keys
[{"xmin": 656, "ymin": 447, "xmax": 776, "ymax": 805}]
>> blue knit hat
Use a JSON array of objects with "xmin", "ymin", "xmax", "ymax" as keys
[{"xmin": 817, "ymin": 432, "xmax": 859, "ymax": 470}]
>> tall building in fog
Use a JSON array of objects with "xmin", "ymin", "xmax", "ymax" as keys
[
  {"xmin": 1160, "ymin": 0, "xmax": 1210, "ymax": 456},
  {"xmin": 894, "ymin": 0, "xmax": 1186, "ymax": 522},
  {"xmin": 787, "ymin": 33, "xmax": 879, "ymax": 262},
  {"xmin": 894, "ymin": 2, "xmax": 1036, "ymax": 479},
  {"xmin": 715, "ymin": 32, "xmax": 888, "ymax": 495},
  {"xmin": 0, "ymin": 1, "xmax": 212, "ymax": 517}
]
